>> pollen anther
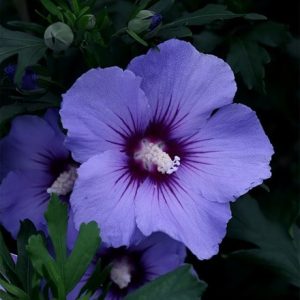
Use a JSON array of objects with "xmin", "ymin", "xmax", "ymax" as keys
[
  {"xmin": 135, "ymin": 139, "xmax": 180, "ymax": 174},
  {"xmin": 110, "ymin": 259, "xmax": 132, "ymax": 289},
  {"xmin": 47, "ymin": 166, "xmax": 77, "ymax": 196}
]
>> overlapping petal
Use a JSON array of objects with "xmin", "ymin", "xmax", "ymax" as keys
[
  {"xmin": 0, "ymin": 113, "xmax": 68, "ymax": 181},
  {"xmin": 177, "ymin": 103, "xmax": 274, "ymax": 203},
  {"xmin": 0, "ymin": 170, "xmax": 52, "ymax": 236},
  {"xmin": 128, "ymin": 39, "xmax": 236, "ymax": 137},
  {"xmin": 133, "ymin": 232, "xmax": 186, "ymax": 280},
  {"xmin": 70, "ymin": 150, "xmax": 137, "ymax": 247},
  {"xmin": 60, "ymin": 67, "xmax": 151, "ymax": 163},
  {"xmin": 134, "ymin": 178, "xmax": 231, "ymax": 259}
]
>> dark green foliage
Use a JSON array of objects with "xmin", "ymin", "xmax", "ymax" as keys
[
  {"xmin": 0, "ymin": 26, "xmax": 47, "ymax": 87},
  {"xmin": 228, "ymin": 195, "xmax": 300, "ymax": 288},
  {"xmin": 125, "ymin": 265, "xmax": 207, "ymax": 300}
]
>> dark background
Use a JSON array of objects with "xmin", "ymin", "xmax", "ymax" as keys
[{"xmin": 0, "ymin": 1, "xmax": 299, "ymax": 299}]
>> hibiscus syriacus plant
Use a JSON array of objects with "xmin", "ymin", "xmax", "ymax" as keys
[{"xmin": 2, "ymin": 1, "xmax": 295, "ymax": 299}]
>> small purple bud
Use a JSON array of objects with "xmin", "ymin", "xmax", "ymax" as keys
[
  {"xmin": 149, "ymin": 13, "xmax": 162, "ymax": 31},
  {"xmin": 4, "ymin": 64, "xmax": 38, "ymax": 90}
]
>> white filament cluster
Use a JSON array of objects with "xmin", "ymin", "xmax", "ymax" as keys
[
  {"xmin": 135, "ymin": 139, "xmax": 180, "ymax": 174},
  {"xmin": 47, "ymin": 166, "xmax": 77, "ymax": 196},
  {"xmin": 110, "ymin": 259, "xmax": 132, "ymax": 289}
]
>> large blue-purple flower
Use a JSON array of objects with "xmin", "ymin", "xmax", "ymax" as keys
[
  {"xmin": 68, "ymin": 232, "xmax": 186, "ymax": 300},
  {"xmin": 61, "ymin": 39, "xmax": 274, "ymax": 259},
  {"xmin": 0, "ymin": 110, "xmax": 77, "ymax": 237}
]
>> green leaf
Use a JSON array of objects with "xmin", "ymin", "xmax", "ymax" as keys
[
  {"xmin": 0, "ymin": 290, "xmax": 16, "ymax": 300},
  {"xmin": 15, "ymin": 221, "xmax": 38, "ymax": 295},
  {"xmin": 248, "ymin": 21, "xmax": 291, "ymax": 47},
  {"xmin": 124, "ymin": 265, "xmax": 207, "ymax": 300},
  {"xmin": 227, "ymin": 37, "xmax": 270, "ymax": 92},
  {"xmin": 64, "ymin": 222, "xmax": 100, "ymax": 293},
  {"xmin": 162, "ymin": 4, "xmax": 241, "ymax": 28},
  {"xmin": 45, "ymin": 194, "xmax": 68, "ymax": 270},
  {"xmin": 227, "ymin": 195, "xmax": 300, "ymax": 287},
  {"xmin": 0, "ymin": 278, "xmax": 29, "ymax": 300},
  {"xmin": 193, "ymin": 30, "xmax": 223, "ymax": 53},
  {"xmin": 126, "ymin": 29, "xmax": 148, "ymax": 46},
  {"xmin": 26, "ymin": 235, "xmax": 65, "ymax": 298},
  {"xmin": 6, "ymin": 21, "xmax": 45, "ymax": 34},
  {"xmin": 40, "ymin": 0, "xmax": 63, "ymax": 19},
  {"xmin": 0, "ymin": 26, "xmax": 47, "ymax": 87}
]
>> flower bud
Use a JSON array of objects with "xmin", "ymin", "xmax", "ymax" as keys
[
  {"xmin": 44, "ymin": 22, "xmax": 74, "ymax": 52},
  {"xmin": 128, "ymin": 10, "xmax": 162, "ymax": 34},
  {"xmin": 77, "ymin": 14, "xmax": 96, "ymax": 30}
]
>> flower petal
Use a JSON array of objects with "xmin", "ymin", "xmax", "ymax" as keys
[
  {"xmin": 0, "ymin": 114, "xmax": 68, "ymax": 181},
  {"xmin": 135, "ymin": 178, "xmax": 231, "ymax": 259},
  {"xmin": 60, "ymin": 67, "xmax": 151, "ymax": 163},
  {"xmin": 132, "ymin": 232, "xmax": 186, "ymax": 280},
  {"xmin": 70, "ymin": 150, "xmax": 137, "ymax": 247},
  {"xmin": 179, "ymin": 103, "xmax": 274, "ymax": 203},
  {"xmin": 128, "ymin": 39, "xmax": 236, "ymax": 136},
  {"xmin": 0, "ymin": 170, "xmax": 52, "ymax": 237}
]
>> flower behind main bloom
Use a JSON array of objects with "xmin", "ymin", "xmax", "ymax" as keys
[
  {"xmin": 61, "ymin": 39, "xmax": 274, "ymax": 259},
  {"xmin": 0, "ymin": 110, "xmax": 77, "ymax": 237},
  {"xmin": 67, "ymin": 232, "xmax": 186, "ymax": 300}
]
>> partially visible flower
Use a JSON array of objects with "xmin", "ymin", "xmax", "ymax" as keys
[
  {"xmin": 68, "ymin": 232, "xmax": 186, "ymax": 300},
  {"xmin": 0, "ymin": 110, "xmax": 77, "ymax": 237},
  {"xmin": 128, "ymin": 10, "xmax": 162, "ymax": 34},
  {"xmin": 61, "ymin": 39, "xmax": 274, "ymax": 259},
  {"xmin": 4, "ymin": 64, "xmax": 38, "ymax": 90}
]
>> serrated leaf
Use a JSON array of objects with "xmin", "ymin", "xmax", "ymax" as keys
[
  {"xmin": 0, "ymin": 26, "xmax": 47, "ymax": 87},
  {"xmin": 228, "ymin": 195, "xmax": 300, "ymax": 287},
  {"xmin": 249, "ymin": 21, "xmax": 291, "ymax": 47},
  {"xmin": 124, "ymin": 265, "xmax": 207, "ymax": 300},
  {"xmin": 26, "ymin": 235, "xmax": 66, "ymax": 298},
  {"xmin": 227, "ymin": 37, "xmax": 270, "ymax": 92},
  {"xmin": 45, "ymin": 194, "xmax": 68, "ymax": 269},
  {"xmin": 64, "ymin": 222, "xmax": 100, "ymax": 293}
]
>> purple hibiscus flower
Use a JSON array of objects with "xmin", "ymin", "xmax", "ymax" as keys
[
  {"xmin": 68, "ymin": 232, "xmax": 186, "ymax": 300},
  {"xmin": 0, "ymin": 110, "xmax": 77, "ymax": 237},
  {"xmin": 60, "ymin": 39, "xmax": 274, "ymax": 259},
  {"xmin": 4, "ymin": 64, "xmax": 38, "ymax": 90}
]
